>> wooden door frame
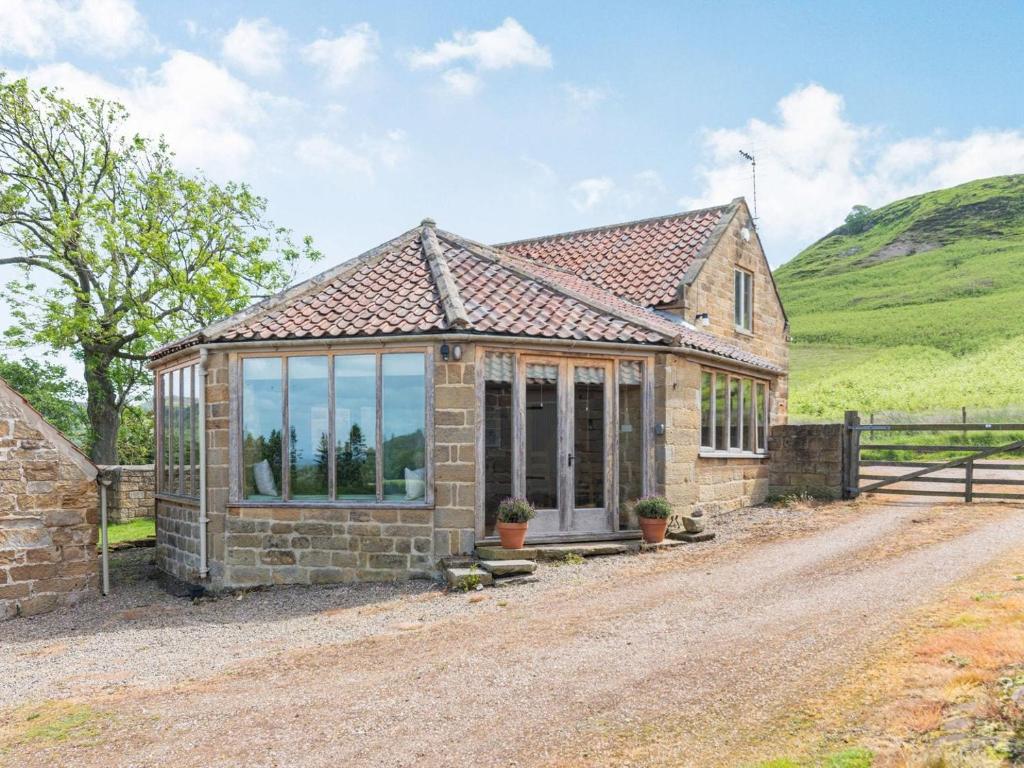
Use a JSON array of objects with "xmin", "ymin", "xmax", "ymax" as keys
[{"xmin": 565, "ymin": 359, "xmax": 616, "ymax": 533}]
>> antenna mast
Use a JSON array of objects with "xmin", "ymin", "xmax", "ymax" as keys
[{"xmin": 738, "ymin": 149, "xmax": 757, "ymax": 224}]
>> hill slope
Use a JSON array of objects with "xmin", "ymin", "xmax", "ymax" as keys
[{"xmin": 774, "ymin": 174, "xmax": 1024, "ymax": 421}]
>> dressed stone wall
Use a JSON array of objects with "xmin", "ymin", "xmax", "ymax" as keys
[
  {"xmin": 0, "ymin": 389, "xmax": 98, "ymax": 620},
  {"xmin": 103, "ymin": 465, "xmax": 155, "ymax": 522},
  {"xmin": 767, "ymin": 423, "xmax": 844, "ymax": 499}
]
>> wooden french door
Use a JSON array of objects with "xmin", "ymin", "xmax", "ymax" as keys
[{"xmin": 518, "ymin": 357, "xmax": 615, "ymax": 536}]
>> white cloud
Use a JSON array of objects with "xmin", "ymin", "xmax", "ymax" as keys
[
  {"xmin": 409, "ymin": 17, "xmax": 550, "ymax": 95},
  {"xmin": 295, "ymin": 130, "xmax": 408, "ymax": 178},
  {"xmin": 302, "ymin": 23, "xmax": 378, "ymax": 89},
  {"xmin": 684, "ymin": 83, "xmax": 1024, "ymax": 261},
  {"xmin": 222, "ymin": 18, "xmax": 287, "ymax": 76},
  {"xmin": 440, "ymin": 68, "xmax": 480, "ymax": 97},
  {"xmin": 569, "ymin": 177, "xmax": 615, "ymax": 211},
  {"xmin": 563, "ymin": 83, "xmax": 606, "ymax": 110},
  {"xmin": 23, "ymin": 51, "xmax": 274, "ymax": 176},
  {"xmin": 0, "ymin": 0, "xmax": 149, "ymax": 59}
]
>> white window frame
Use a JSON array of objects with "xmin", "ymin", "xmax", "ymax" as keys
[
  {"xmin": 699, "ymin": 368, "xmax": 769, "ymax": 458},
  {"xmin": 232, "ymin": 348, "xmax": 433, "ymax": 507},
  {"xmin": 734, "ymin": 268, "xmax": 753, "ymax": 332}
]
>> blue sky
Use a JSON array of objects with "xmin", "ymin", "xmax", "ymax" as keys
[{"xmin": 2, "ymin": 0, "xmax": 1024, "ymax": 367}]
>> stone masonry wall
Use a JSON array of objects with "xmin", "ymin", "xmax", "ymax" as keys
[
  {"xmin": 155, "ymin": 498, "xmax": 202, "ymax": 582},
  {"xmin": 432, "ymin": 348, "xmax": 477, "ymax": 559},
  {"xmin": 656, "ymin": 354, "xmax": 771, "ymax": 525},
  {"xmin": 0, "ymin": 394, "xmax": 98, "ymax": 620},
  {"xmin": 104, "ymin": 465, "xmax": 155, "ymax": 522},
  {"xmin": 768, "ymin": 423, "xmax": 844, "ymax": 499}
]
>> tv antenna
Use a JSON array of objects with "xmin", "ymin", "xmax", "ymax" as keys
[{"xmin": 738, "ymin": 149, "xmax": 758, "ymax": 225}]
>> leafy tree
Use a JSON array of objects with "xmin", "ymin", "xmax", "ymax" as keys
[
  {"xmin": 116, "ymin": 404, "xmax": 154, "ymax": 465},
  {"xmin": 0, "ymin": 354, "xmax": 88, "ymax": 442},
  {"xmin": 0, "ymin": 74, "xmax": 318, "ymax": 462},
  {"xmin": 842, "ymin": 205, "xmax": 874, "ymax": 235}
]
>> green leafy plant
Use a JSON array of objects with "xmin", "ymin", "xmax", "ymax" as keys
[
  {"xmin": 633, "ymin": 495, "xmax": 672, "ymax": 520},
  {"xmin": 456, "ymin": 564, "xmax": 481, "ymax": 592},
  {"xmin": 496, "ymin": 497, "xmax": 536, "ymax": 524}
]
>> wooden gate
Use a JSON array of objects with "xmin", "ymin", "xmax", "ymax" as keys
[{"xmin": 842, "ymin": 411, "xmax": 1024, "ymax": 502}]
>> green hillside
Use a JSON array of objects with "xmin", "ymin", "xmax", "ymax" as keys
[{"xmin": 774, "ymin": 174, "xmax": 1024, "ymax": 421}]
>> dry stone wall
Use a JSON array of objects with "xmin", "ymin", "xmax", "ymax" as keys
[
  {"xmin": 103, "ymin": 465, "xmax": 155, "ymax": 522},
  {"xmin": 0, "ymin": 390, "xmax": 98, "ymax": 620},
  {"xmin": 767, "ymin": 423, "xmax": 844, "ymax": 499}
]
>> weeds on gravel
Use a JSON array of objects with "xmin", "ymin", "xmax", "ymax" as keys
[
  {"xmin": 752, "ymin": 747, "xmax": 873, "ymax": 768},
  {"xmin": 1, "ymin": 702, "xmax": 108, "ymax": 748},
  {"xmin": 554, "ymin": 553, "xmax": 585, "ymax": 566}
]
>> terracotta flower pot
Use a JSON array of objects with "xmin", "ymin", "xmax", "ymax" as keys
[
  {"xmin": 638, "ymin": 516, "xmax": 668, "ymax": 544},
  {"xmin": 496, "ymin": 521, "xmax": 529, "ymax": 549}
]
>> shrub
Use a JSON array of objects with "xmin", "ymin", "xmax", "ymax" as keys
[
  {"xmin": 496, "ymin": 497, "xmax": 536, "ymax": 524},
  {"xmin": 634, "ymin": 495, "xmax": 671, "ymax": 519}
]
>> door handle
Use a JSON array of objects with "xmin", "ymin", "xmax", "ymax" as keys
[{"xmin": 567, "ymin": 453, "xmax": 573, "ymax": 467}]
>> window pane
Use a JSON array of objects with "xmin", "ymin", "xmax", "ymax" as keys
[
  {"xmin": 191, "ymin": 366, "xmax": 199, "ymax": 496},
  {"xmin": 169, "ymin": 369, "xmax": 178, "ymax": 491},
  {"xmin": 714, "ymin": 374, "xmax": 727, "ymax": 450},
  {"xmin": 744, "ymin": 272, "xmax": 753, "ymax": 330},
  {"xmin": 525, "ymin": 363, "xmax": 559, "ymax": 509},
  {"xmin": 700, "ymin": 371, "xmax": 713, "ymax": 448},
  {"xmin": 243, "ymin": 357, "xmax": 283, "ymax": 500},
  {"xmin": 734, "ymin": 271, "xmax": 742, "ymax": 326},
  {"xmin": 743, "ymin": 379, "xmax": 754, "ymax": 451},
  {"xmin": 181, "ymin": 368, "xmax": 191, "ymax": 495},
  {"xmin": 574, "ymin": 366, "xmax": 605, "ymax": 509},
  {"xmin": 381, "ymin": 353, "xmax": 426, "ymax": 501},
  {"xmin": 618, "ymin": 361, "xmax": 644, "ymax": 512},
  {"xmin": 756, "ymin": 383, "xmax": 768, "ymax": 452},
  {"xmin": 335, "ymin": 354, "xmax": 377, "ymax": 501},
  {"xmin": 288, "ymin": 356, "xmax": 329, "ymax": 500},
  {"xmin": 161, "ymin": 372, "xmax": 171, "ymax": 491},
  {"xmin": 729, "ymin": 378, "xmax": 741, "ymax": 449},
  {"xmin": 484, "ymin": 353, "xmax": 514, "ymax": 536}
]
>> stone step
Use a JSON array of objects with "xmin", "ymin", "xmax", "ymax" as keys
[
  {"xmin": 493, "ymin": 574, "xmax": 540, "ymax": 588},
  {"xmin": 475, "ymin": 545, "xmax": 538, "ymax": 561},
  {"xmin": 639, "ymin": 538, "xmax": 686, "ymax": 552},
  {"xmin": 670, "ymin": 531, "xmax": 716, "ymax": 543},
  {"xmin": 533, "ymin": 542, "xmax": 631, "ymax": 561},
  {"xmin": 444, "ymin": 567, "xmax": 493, "ymax": 589},
  {"xmin": 478, "ymin": 559, "xmax": 537, "ymax": 577}
]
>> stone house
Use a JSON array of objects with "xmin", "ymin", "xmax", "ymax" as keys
[
  {"xmin": 148, "ymin": 198, "xmax": 788, "ymax": 589},
  {"xmin": 0, "ymin": 376, "xmax": 99, "ymax": 619}
]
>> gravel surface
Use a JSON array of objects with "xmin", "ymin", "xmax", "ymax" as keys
[{"xmin": 3, "ymin": 500, "xmax": 1023, "ymax": 767}]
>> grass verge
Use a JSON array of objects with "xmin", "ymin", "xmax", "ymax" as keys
[{"xmin": 104, "ymin": 517, "xmax": 155, "ymax": 546}]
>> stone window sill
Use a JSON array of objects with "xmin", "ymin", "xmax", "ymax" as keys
[
  {"xmin": 156, "ymin": 492, "xmax": 201, "ymax": 505},
  {"xmin": 227, "ymin": 500, "xmax": 434, "ymax": 510},
  {"xmin": 733, "ymin": 326, "xmax": 754, "ymax": 337},
  {"xmin": 698, "ymin": 450, "xmax": 768, "ymax": 460}
]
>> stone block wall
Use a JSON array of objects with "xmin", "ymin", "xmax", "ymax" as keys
[
  {"xmin": 103, "ymin": 465, "xmax": 155, "ymax": 522},
  {"xmin": 433, "ymin": 348, "xmax": 477, "ymax": 558},
  {"xmin": 767, "ymin": 423, "xmax": 845, "ymax": 499},
  {"xmin": 0, "ymin": 391, "xmax": 98, "ymax": 620},
  {"xmin": 155, "ymin": 498, "xmax": 202, "ymax": 582}
]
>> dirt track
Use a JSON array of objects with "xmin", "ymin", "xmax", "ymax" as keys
[{"xmin": 3, "ymin": 501, "xmax": 1024, "ymax": 768}]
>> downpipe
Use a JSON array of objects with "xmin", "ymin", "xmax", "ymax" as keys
[
  {"xmin": 198, "ymin": 348, "xmax": 209, "ymax": 579},
  {"xmin": 98, "ymin": 471, "xmax": 112, "ymax": 596}
]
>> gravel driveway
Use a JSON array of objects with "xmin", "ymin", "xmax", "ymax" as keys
[{"xmin": 3, "ymin": 500, "xmax": 1024, "ymax": 767}]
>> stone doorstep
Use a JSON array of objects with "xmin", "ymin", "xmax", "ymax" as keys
[
  {"xmin": 477, "ymin": 559, "xmax": 537, "ymax": 576},
  {"xmin": 444, "ymin": 567, "xmax": 493, "ymax": 589},
  {"xmin": 669, "ymin": 531, "xmax": 717, "ymax": 543},
  {"xmin": 474, "ymin": 545, "xmax": 539, "ymax": 561},
  {"xmin": 532, "ymin": 542, "xmax": 631, "ymax": 561}
]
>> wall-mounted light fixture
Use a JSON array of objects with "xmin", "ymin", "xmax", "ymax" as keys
[
  {"xmin": 695, "ymin": 312, "xmax": 710, "ymax": 327},
  {"xmin": 440, "ymin": 343, "xmax": 463, "ymax": 362},
  {"xmin": 452, "ymin": 344, "xmax": 463, "ymax": 361},
  {"xmin": 440, "ymin": 343, "xmax": 450, "ymax": 361}
]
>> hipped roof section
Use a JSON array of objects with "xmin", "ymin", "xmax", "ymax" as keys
[{"xmin": 150, "ymin": 217, "xmax": 780, "ymax": 373}]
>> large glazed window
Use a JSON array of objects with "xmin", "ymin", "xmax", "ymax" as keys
[
  {"xmin": 700, "ymin": 368, "xmax": 769, "ymax": 455},
  {"xmin": 157, "ymin": 362, "xmax": 200, "ymax": 498},
  {"xmin": 618, "ymin": 361, "xmax": 644, "ymax": 510},
  {"xmin": 288, "ymin": 356, "xmax": 329, "ymax": 500},
  {"xmin": 238, "ymin": 351, "xmax": 428, "ymax": 504},
  {"xmin": 381, "ymin": 354, "xmax": 426, "ymax": 501},
  {"xmin": 335, "ymin": 355, "xmax": 377, "ymax": 501},
  {"xmin": 483, "ymin": 353, "xmax": 514, "ymax": 536},
  {"xmin": 525, "ymin": 363, "xmax": 559, "ymax": 510},
  {"xmin": 242, "ymin": 357, "xmax": 283, "ymax": 500}
]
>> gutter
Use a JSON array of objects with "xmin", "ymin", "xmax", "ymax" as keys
[
  {"xmin": 150, "ymin": 333, "xmax": 782, "ymax": 376},
  {"xmin": 198, "ymin": 348, "xmax": 209, "ymax": 579}
]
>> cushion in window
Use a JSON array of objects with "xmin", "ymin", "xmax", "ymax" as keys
[
  {"xmin": 253, "ymin": 459, "xmax": 279, "ymax": 497},
  {"xmin": 404, "ymin": 467, "xmax": 425, "ymax": 500}
]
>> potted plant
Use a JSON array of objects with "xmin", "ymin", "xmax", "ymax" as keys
[
  {"xmin": 634, "ymin": 496, "xmax": 672, "ymax": 544},
  {"xmin": 496, "ymin": 497, "xmax": 536, "ymax": 549}
]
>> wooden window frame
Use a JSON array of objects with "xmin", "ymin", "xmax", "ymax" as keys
[
  {"xmin": 154, "ymin": 358, "xmax": 201, "ymax": 500},
  {"xmin": 699, "ymin": 367, "xmax": 771, "ymax": 458},
  {"xmin": 734, "ymin": 268, "xmax": 754, "ymax": 332},
  {"xmin": 231, "ymin": 347, "xmax": 433, "ymax": 508}
]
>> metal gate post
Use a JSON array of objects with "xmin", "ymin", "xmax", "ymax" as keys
[{"xmin": 843, "ymin": 410, "xmax": 861, "ymax": 499}]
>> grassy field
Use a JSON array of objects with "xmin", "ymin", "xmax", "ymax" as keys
[
  {"xmin": 105, "ymin": 518, "xmax": 155, "ymax": 545},
  {"xmin": 777, "ymin": 175, "xmax": 1024, "ymax": 423}
]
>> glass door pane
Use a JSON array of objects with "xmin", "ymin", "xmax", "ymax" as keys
[
  {"xmin": 524, "ymin": 362, "xmax": 560, "ymax": 534},
  {"xmin": 483, "ymin": 353, "xmax": 514, "ymax": 537},
  {"xmin": 571, "ymin": 363, "xmax": 611, "ymax": 533}
]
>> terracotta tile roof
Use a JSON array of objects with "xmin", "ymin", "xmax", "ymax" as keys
[
  {"xmin": 497, "ymin": 204, "xmax": 733, "ymax": 306},
  {"xmin": 149, "ymin": 217, "xmax": 780, "ymax": 373}
]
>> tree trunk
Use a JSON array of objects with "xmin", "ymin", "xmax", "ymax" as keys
[{"xmin": 83, "ymin": 347, "xmax": 120, "ymax": 464}]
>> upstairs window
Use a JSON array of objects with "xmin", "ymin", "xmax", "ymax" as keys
[{"xmin": 734, "ymin": 269, "xmax": 753, "ymax": 331}]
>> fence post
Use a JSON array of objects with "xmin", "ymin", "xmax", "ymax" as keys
[
  {"xmin": 965, "ymin": 460, "xmax": 974, "ymax": 503},
  {"xmin": 843, "ymin": 410, "xmax": 861, "ymax": 499}
]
